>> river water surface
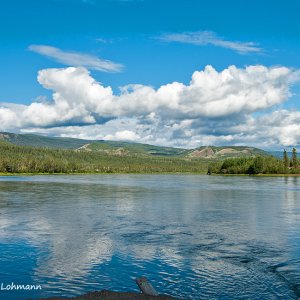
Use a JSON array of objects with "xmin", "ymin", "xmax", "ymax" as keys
[{"xmin": 0, "ymin": 175, "xmax": 299, "ymax": 299}]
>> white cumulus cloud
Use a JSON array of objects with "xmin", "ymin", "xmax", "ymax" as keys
[{"xmin": 1, "ymin": 65, "xmax": 300, "ymax": 148}]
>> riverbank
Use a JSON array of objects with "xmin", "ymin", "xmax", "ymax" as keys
[
  {"xmin": 40, "ymin": 290, "xmax": 176, "ymax": 300},
  {"xmin": 0, "ymin": 171, "xmax": 206, "ymax": 176},
  {"xmin": 211, "ymin": 173, "xmax": 300, "ymax": 177},
  {"xmin": 1, "ymin": 172, "xmax": 300, "ymax": 177}
]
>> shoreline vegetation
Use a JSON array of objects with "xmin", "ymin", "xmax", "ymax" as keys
[
  {"xmin": 0, "ymin": 140, "xmax": 208, "ymax": 174},
  {"xmin": 0, "ymin": 138, "xmax": 299, "ymax": 176},
  {"xmin": 208, "ymin": 148, "xmax": 300, "ymax": 175},
  {"xmin": 1, "ymin": 173, "xmax": 300, "ymax": 177}
]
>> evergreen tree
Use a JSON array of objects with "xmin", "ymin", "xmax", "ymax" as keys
[
  {"xmin": 292, "ymin": 148, "xmax": 298, "ymax": 167},
  {"xmin": 252, "ymin": 156, "xmax": 264, "ymax": 174},
  {"xmin": 283, "ymin": 149, "xmax": 289, "ymax": 169}
]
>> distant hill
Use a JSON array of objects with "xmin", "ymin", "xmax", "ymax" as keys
[
  {"xmin": 0, "ymin": 132, "xmax": 89, "ymax": 149},
  {"xmin": 186, "ymin": 146, "xmax": 268, "ymax": 159},
  {"xmin": 0, "ymin": 132, "xmax": 269, "ymax": 159},
  {"xmin": 0, "ymin": 132, "xmax": 187, "ymax": 157},
  {"xmin": 80, "ymin": 141, "xmax": 188, "ymax": 156}
]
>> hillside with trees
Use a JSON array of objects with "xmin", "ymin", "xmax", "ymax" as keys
[
  {"xmin": 0, "ymin": 132, "xmax": 299, "ymax": 175},
  {"xmin": 0, "ymin": 132, "xmax": 267, "ymax": 158},
  {"xmin": 0, "ymin": 140, "xmax": 208, "ymax": 174}
]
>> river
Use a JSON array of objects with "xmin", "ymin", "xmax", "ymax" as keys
[{"xmin": 0, "ymin": 175, "xmax": 299, "ymax": 299}]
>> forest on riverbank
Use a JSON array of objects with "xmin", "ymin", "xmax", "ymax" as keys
[
  {"xmin": 1, "ymin": 136, "xmax": 299, "ymax": 175},
  {"xmin": 208, "ymin": 149, "xmax": 300, "ymax": 175},
  {"xmin": 0, "ymin": 140, "xmax": 208, "ymax": 174}
]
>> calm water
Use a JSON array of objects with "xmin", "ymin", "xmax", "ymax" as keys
[{"xmin": 0, "ymin": 175, "xmax": 299, "ymax": 300}]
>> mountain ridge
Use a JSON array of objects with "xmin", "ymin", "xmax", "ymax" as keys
[{"xmin": 0, "ymin": 132, "xmax": 270, "ymax": 159}]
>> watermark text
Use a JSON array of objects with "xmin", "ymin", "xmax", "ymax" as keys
[{"xmin": 1, "ymin": 282, "xmax": 42, "ymax": 291}]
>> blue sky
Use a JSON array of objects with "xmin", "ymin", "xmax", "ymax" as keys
[{"xmin": 0, "ymin": 0, "xmax": 300, "ymax": 149}]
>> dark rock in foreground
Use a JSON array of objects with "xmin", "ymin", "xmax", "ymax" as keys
[{"xmin": 39, "ymin": 290, "xmax": 177, "ymax": 300}]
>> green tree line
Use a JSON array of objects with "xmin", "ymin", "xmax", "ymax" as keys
[
  {"xmin": 0, "ymin": 140, "xmax": 208, "ymax": 174},
  {"xmin": 208, "ymin": 148, "xmax": 300, "ymax": 175}
]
